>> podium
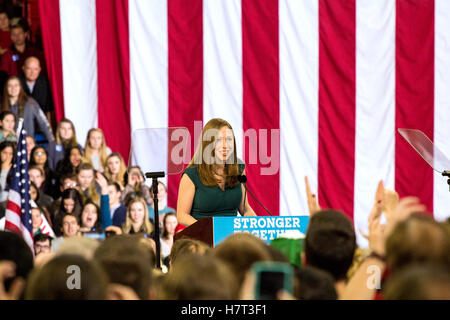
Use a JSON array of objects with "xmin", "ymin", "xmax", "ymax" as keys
[
  {"xmin": 174, "ymin": 217, "xmax": 214, "ymax": 246},
  {"xmin": 174, "ymin": 215, "xmax": 309, "ymax": 247}
]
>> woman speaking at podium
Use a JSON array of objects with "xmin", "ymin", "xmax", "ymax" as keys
[{"xmin": 177, "ymin": 118, "xmax": 256, "ymax": 227}]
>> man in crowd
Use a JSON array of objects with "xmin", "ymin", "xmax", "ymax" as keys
[
  {"xmin": 33, "ymin": 233, "xmax": 52, "ymax": 256},
  {"xmin": 0, "ymin": 19, "xmax": 45, "ymax": 76},
  {"xmin": 19, "ymin": 56, "xmax": 53, "ymax": 123}
]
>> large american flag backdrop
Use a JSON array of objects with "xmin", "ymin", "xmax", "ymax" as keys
[{"xmin": 39, "ymin": 0, "xmax": 450, "ymax": 247}]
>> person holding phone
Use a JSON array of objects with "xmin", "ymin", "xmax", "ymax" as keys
[{"xmin": 176, "ymin": 118, "xmax": 256, "ymax": 227}]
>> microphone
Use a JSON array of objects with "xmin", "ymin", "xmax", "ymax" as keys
[{"xmin": 237, "ymin": 174, "xmax": 273, "ymax": 216}]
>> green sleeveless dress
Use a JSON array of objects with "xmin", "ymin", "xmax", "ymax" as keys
[{"xmin": 183, "ymin": 164, "xmax": 245, "ymax": 220}]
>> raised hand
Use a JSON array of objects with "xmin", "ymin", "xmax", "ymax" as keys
[{"xmin": 305, "ymin": 176, "xmax": 321, "ymax": 216}]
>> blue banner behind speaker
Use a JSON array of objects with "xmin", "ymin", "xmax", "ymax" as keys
[{"xmin": 212, "ymin": 216, "xmax": 309, "ymax": 246}]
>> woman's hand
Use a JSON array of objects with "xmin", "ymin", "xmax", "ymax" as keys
[{"xmin": 305, "ymin": 176, "xmax": 321, "ymax": 216}]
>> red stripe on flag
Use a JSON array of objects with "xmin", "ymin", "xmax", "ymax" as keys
[
  {"xmin": 167, "ymin": 0, "xmax": 203, "ymax": 208},
  {"xmin": 318, "ymin": 0, "xmax": 356, "ymax": 220},
  {"xmin": 242, "ymin": 0, "xmax": 280, "ymax": 216},
  {"xmin": 95, "ymin": 0, "xmax": 131, "ymax": 162},
  {"xmin": 6, "ymin": 201, "xmax": 22, "ymax": 216},
  {"xmin": 38, "ymin": 0, "xmax": 65, "ymax": 121},
  {"xmin": 395, "ymin": 0, "xmax": 434, "ymax": 213},
  {"xmin": 4, "ymin": 221, "xmax": 22, "ymax": 236}
]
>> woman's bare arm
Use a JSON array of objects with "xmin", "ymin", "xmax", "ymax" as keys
[{"xmin": 176, "ymin": 174, "xmax": 198, "ymax": 226}]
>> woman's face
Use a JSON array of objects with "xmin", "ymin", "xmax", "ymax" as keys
[
  {"xmin": 59, "ymin": 122, "xmax": 74, "ymax": 141},
  {"xmin": 0, "ymin": 13, "xmax": 10, "ymax": 31},
  {"xmin": 89, "ymin": 131, "xmax": 103, "ymax": 150},
  {"xmin": 33, "ymin": 148, "xmax": 47, "ymax": 165},
  {"xmin": 31, "ymin": 209, "xmax": 42, "ymax": 229},
  {"xmin": 107, "ymin": 156, "xmax": 121, "ymax": 175},
  {"xmin": 63, "ymin": 198, "xmax": 75, "ymax": 213},
  {"xmin": 214, "ymin": 126, "xmax": 234, "ymax": 164},
  {"xmin": 7, "ymin": 79, "xmax": 21, "ymax": 98},
  {"xmin": 1, "ymin": 114, "xmax": 15, "ymax": 132},
  {"xmin": 81, "ymin": 203, "xmax": 98, "ymax": 229},
  {"xmin": 164, "ymin": 215, "xmax": 178, "ymax": 235},
  {"xmin": 77, "ymin": 169, "xmax": 94, "ymax": 190},
  {"xmin": 0, "ymin": 146, "xmax": 13, "ymax": 165},
  {"xmin": 29, "ymin": 185, "xmax": 38, "ymax": 200},
  {"xmin": 26, "ymin": 137, "xmax": 36, "ymax": 155},
  {"xmin": 69, "ymin": 148, "xmax": 82, "ymax": 167},
  {"xmin": 157, "ymin": 183, "xmax": 167, "ymax": 202},
  {"xmin": 129, "ymin": 201, "xmax": 145, "ymax": 224}
]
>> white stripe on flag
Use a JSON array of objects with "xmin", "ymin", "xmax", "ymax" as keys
[
  {"xmin": 434, "ymin": 0, "xmax": 450, "ymax": 222},
  {"xmin": 59, "ymin": 0, "xmax": 98, "ymax": 145},
  {"xmin": 129, "ymin": 0, "xmax": 169, "ymax": 183},
  {"xmin": 354, "ymin": 0, "xmax": 396, "ymax": 247},
  {"xmin": 279, "ymin": 0, "xmax": 319, "ymax": 216},
  {"xmin": 203, "ymin": 0, "xmax": 243, "ymax": 156}
]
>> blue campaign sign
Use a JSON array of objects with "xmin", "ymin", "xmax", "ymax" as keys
[{"xmin": 212, "ymin": 216, "xmax": 309, "ymax": 246}]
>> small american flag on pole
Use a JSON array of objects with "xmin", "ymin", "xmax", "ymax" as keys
[{"xmin": 4, "ymin": 123, "xmax": 34, "ymax": 252}]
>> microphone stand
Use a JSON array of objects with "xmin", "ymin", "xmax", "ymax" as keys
[
  {"xmin": 145, "ymin": 171, "xmax": 165, "ymax": 269},
  {"xmin": 238, "ymin": 175, "xmax": 273, "ymax": 216}
]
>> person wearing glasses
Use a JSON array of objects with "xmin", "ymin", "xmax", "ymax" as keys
[{"xmin": 33, "ymin": 233, "xmax": 53, "ymax": 256}]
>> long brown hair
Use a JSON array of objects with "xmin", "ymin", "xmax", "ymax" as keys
[
  {"xmin": 188, "ymin": 118, "xmax": 239, "ymax": 188},
  {"xmin": 104, "ymin": 152, "xmax": 126, "ymax": 188},
  {"xmin": 56, "ymin": 118, "xmax": 79, "ymax": 148},
  {"xmin": 1, "ymin": 76, "xmax": 28, "ymax": 117}
]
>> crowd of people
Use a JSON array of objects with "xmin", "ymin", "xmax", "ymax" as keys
[{"xmin": 0, "ymin": 2, "xmax": 449, "ymax": 301}]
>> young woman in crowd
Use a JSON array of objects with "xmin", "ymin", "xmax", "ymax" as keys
[
  {"xmin": 1, "ymin": 76, "xmax": 53, "ymax": 142},
  {"xmin": 120, "ymin": 166, "xmax": 152, "ymax": 206},
  {"xmin": 0, "ymin": 140, "xmax": 13, "ymax": 204},
  {"xmin": 29, "ymin": 181, "xmax": 53, "ymax": 229},
  {"xmin": 29, "ymin": 145, "xmax": 58, "ymax": 198},
  {"xmin": 84, "ymin": 128, "xmax": 111, "ymax": 172},
  {"xmin": 31, "ymin": 207, "xmax": 54, "ymax": 238},
  {"xmin": 79, "ymin": 201, "xmax": 102, "ymax": 233},
  {"xmin": 104, "ymin": 152, "xmax": 126, "ymax": 189},
  {"xmin": 76, "ymin": 162, "xmax": 100, "ymax": 206},
  {"xmin": 46, "ymin": 118, "xmax": 80, "ymax": 171},
  {"xmin": 160, "ymin": 212, "xmax": 178, "ymax": 260},
  {"xmin": 52, "ymin": 188, "xmax": 83, "ymax": 236},
  {"xmin": 148, "ymin": 181, "xmax": 175, "ymax": 226},
  {"xmin": 55, "ymin": 145, "xmax": 84, "ymax": 179},
  {"xmin": 0, "ymin": 111, "xmax": 16, "ymax": 142},
  {"xmin": 122, "ymin": 197, "xmax": 153, "ymax": 236},
  {"xmin": 25, "ymin": 135, "xmax": 35, "ymax": 162}
]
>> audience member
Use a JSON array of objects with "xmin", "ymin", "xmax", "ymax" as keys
[
  {"xmin": 303, "ymin": 209, "xmax": 356, "ymax": 297},
  {"xmin": 104, "ymin": 152, "xmax": 126, "ymax": 189},
  {"xmin": 46, "ymin": 118, "xmax": 80, "ymax": 171},
  {"xmin": 94, "ymin": 235, "xmax": 155, "ymax": 300},
  {"xmin": 148, "ymin": 181, "xmax": 175, "ymax": 226},
  {"xmin": 33, "ymin": 233, "xmax": 52, "ymax": 256},
  {"xmin": 76, "ymin": 162, "xmax": 100, "ymax": 206},
  {"xmin": 51, "ymin": 212, "xmax": 80, "ymax": 251},
  {"xmin": 159, "ymin": 253, "xmax": 238, "ymax": 300},
  {"xmin": 54, "ymin": 145, "xmax": 83, "ymax": 179},
  {"xmin": 0, "ymin": 19, "xmax": 45, "ymax": 77},
  {"xmin": 160, "ymin": 212, "xmax": 177, "ymax": 260},
  {"xmin": 0, "ymin": 140, "xmax": 13, "ymax": 204},
  {"xmin": 0, "ymin": 110, "xmax": 16, "ymax": 142},
  {"xmin": 294, "ymin": 266, "xmax": 337, "ymax": 300},
  {"xmin": 0, "ymin": 10, "xmax": 11, "ymax": 55},
  {"xmin": 121, "ymin": 165, "xmax": 152, "ymax": 206},
  {"xmin": 25, "ymin": 254, "xmax": 107, "ymax": 300},
  {"xmin": 18, "ymin": 56, "xmax": 53, "ymax": 122},
  {"xmin": 1, "ymin": 76, "xmax": 52, "ymax": 141},
  {"xmin": 84, "ymin": 128, "xmax": 111, "ymax": 173}
]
